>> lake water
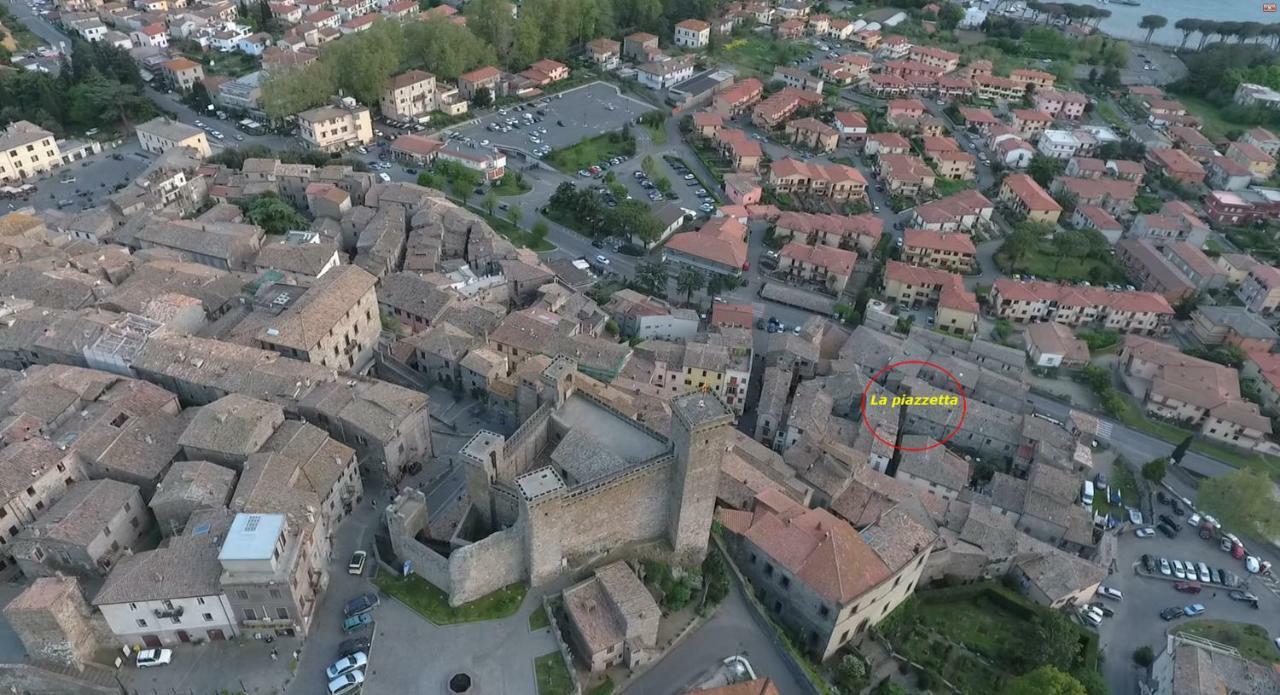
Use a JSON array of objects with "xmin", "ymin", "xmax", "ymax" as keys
[{"xmin": 1088, "ymin": 0, "xmax": 1271, "ymax": 46}]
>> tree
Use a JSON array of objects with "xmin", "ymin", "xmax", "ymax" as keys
[
  {"xmin": 1139, "ymin": 14, "xmax": 1168, "ymax": 44},
  {"xmin": 242, "ymin": 193, "xmax": 307, "ymax": 235},
  {"xmin": 1199, "ymin": 468, "xmax": 1280, "ymax": 539},
  {"xmin": 483, "ymin": 190, "xmax": 497, "ymax": 216},
  {"xmin": 508, "ymin": 206, "xmax": 523, "ymax": 227},
  {"xmin": 937, "ymin": 2, "xmax": 964, "ymax": 30},
  {"xmin": 1142, "ymin": 458, "xmax": 1167, "ymax": 484},
  {"xmin": 999, "ymin": 223, "xmax": 1043, "ymax": 273},
  {"xmin": 1133, "ymin": 646, "xmax": 1155, "ymax": 667},
  {"xmin": 261, "ymin": 61, "xmax": 335, "ymax": 121},
  {"xmin": 634, "ymin": 260, "xmax": 668, "ymax": 296},
  {"xmin": 187, "ymin": 79, "xmax": 213, "ymax": 111},
  {"xmin": 1012, "ymin": 611, "xmax": 1083, "ymax": 674},
  {"xmin": 834, "ymin": 654, "xmax": 867, "ymax": 693},
  {"xmin": 464, "ymin": 0, "xmax": 516, "ymax": 61},
  {"xmin": 1002, "ymin": 666, "xmax": 1087, "ymax": 695},
  {"xmin": 1173, "ymin": 292, "xmax": 1202, "ymax": 320},
  {"xmin": 675, "ymin": 267, "xmax": 704, "ymax": 304},
  {"xmin": 1170, "ymin": 435, "xmax": 1192, "ymax": 465},
  {"xmin": 530, "ymin": 218, "xmax": 548, "ymax": 242},
  {"xmin": 473, "ymin": 86, "xmax": 493, "ymax": 108},
  {"xmin": 1175, "ymin": 18, "xmax": 1200, "ymax": 50},
  {"xmin": 1028, "ymin": 155, "xmax": 1065, "ymax": 187},
  {"xmin": 873, "ymin": 683, "xmax": 909, "ymax": 695},
  {"xmin": 403, "ymin": 20, "xmax": 498, "ymax": 80},
  {"xmin": 321, "ymin": 20, "xmax": 404, "ymax": 106}
]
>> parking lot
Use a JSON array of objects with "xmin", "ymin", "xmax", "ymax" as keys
[
  {"xmin": 446, "ymin": 82, "xmax": 654, "ymax": 161},
  {"xmin": 1095, "ymin": 498, "xmax": 1280, "ymax": 694},
  {"xmin": 27, "ymin": 141, "xmax": 153, "ymax": 213}
]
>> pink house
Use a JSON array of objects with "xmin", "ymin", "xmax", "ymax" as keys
[
  {"xmin": 1031, "ymin": 89, "xmax": 1088, "ymax": 121},
  {"xmin": 724, "ymin": 173, "xmax": 762, "ymax": 205}
]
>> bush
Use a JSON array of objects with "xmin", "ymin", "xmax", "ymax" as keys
[{"xmin": 1132, "ymin": 645, "xmax": 1155, "ymax": 667}]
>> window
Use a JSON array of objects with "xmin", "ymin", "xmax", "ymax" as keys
[
  {"xmin": 124, "ymin": 501, "xmax": 131, "ymax": 512},
  {"xmin": 130, "ymin": 517, "xmax": 139, "ymax": 529},
  {"xmin": 203, "ymin": 613, "xmax": 214, "ymax": 622},
  {"xmin": 243, "ymin": 608, "xmax": 257, "ymax": 621},
  {"xmin": 819, "ymin": 605, "xmax": 830, "ymax": 618},
  {"xmin": 129, "ymin": 603, "xmax": 137, "ymax": 611},
  {"xmin": 102, "ymin": 526, "xmax": 111, "ymax": 538},
  {"xmin": 276, "ymin": 607, "xmax": 289, "ymax": 620},
  {"xmin": 170, "ymin": 616, "xmax": 181, "ymax": 625},
  {"xmin": 269, "ymin": 589, "xmax": 281, "ymax": 599},
  {"xmin": 136, "ymin": 619, "xmax": 147, "ymax": 628},
  {"xmin": 236, "ymin": 590, "xmax": 249, "ymax": 600},
  {"xmin": 781, "ymin": 576, "xmax": 790, "ymax": 589},
  {"xmin": 196, "ymin": 597, "xmax": 206, "ymax": 605}
]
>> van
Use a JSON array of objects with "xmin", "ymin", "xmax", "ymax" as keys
[
  {"xmin": 1080, "ymin": 607, "xmax": 1102, "ymax": 627},
  {"xmin": 1081, "ymin": 480, "xmax": 1095, "ymax": 507}
]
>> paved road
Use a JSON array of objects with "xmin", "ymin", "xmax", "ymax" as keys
[
  {"xmin": 623, "ymin": 571, "xmax": 811, "ymax": 695},
  {"xmin": 1, "ymin": 0, "xmax": 68, "ymax": 48}
]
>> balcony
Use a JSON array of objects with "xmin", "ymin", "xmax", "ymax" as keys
[{"xmin": 153, "ymin": 605, "xmax": 184, "ymax": 619}]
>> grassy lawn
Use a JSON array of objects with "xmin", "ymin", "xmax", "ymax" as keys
[
  {"xmin": 934, "ymin": 177, "xmax": 974, "ymax": 197},
  {"xmin": 545, "ymin": 132, "xmax": 635, "ymax": 173},
  {"xmin": 1176, "ymin": 95, "xmax": 1258, "ymax": 142},
  {"xmin": 491, "ymin": 174, "xmax": 532, "ymax": 197},
  {"xmin": 643, "ymin": 121, "xmax": 668, "ymax": 145},
  {"xmin": 1176, "ymin": 620, "xmax": 1278, "ymax": 664},
  {"xmin": 587, "ymin": 678, "xmax": 616, "ymax": 695},
  {"xmin": 1096, "ymin": 101, "xmax": 1126, "ymax": 129},
  {"xmin": 717, "ymin": 36, "xmax": 809, "ymax": 77},
  {"xmin": 374, "ymin": 574, "xmax": 526, "ymax": 625},
  {"xmin": 996, "ymin": 239, "xmax": 1126, "ymax": 284},
  {"xmin": 534, "ymin": 652, "xmax": 574, "ymax": 695},
  {"xmin": 1093, "ymin": 460, "xmax": 1138, "ymax": 518},
  {"xmin": 528, "ymin": 604, "xmax": 550, "ymax": 631}
]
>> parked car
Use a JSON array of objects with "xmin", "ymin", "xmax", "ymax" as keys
[
  {"xmin": 1183, "ymin": 604, "xmax": 1206, "ymax": 617},
  {"xmin": 1158, "ymin": 523, "xmax": 1178, "ymax": 538},
  {"xmin": 328, "ymin": 670, "xmax": 366, "ymax": 695},
  {"xmin": 1160, "ymin": 607, "xmax": 1184, "ymax": 621},
  {"xmin": 344, "ymin": 593, "xmax": 380, "ymax": 617},
  {"xmin": 1096, "ymin": 586, "xmax": 1123, "ymax": 601},
  {"xmin": 326, "ymin": 652, "xmax": 368, "ymax": 680},
  {"xmin": 1159, "ymin": 514, "xmax": 1177, "ymax": 527},
  {"xmin": 1171, "ymin": 500, "xmax": 1185, "ymax": 516},
  {"xmin": 1174, "ymin": 581, "xmax": 1201, "ymax": 594},
  {"xmin": 337, "ymin": 637, "xmax": 370, "ymax": 659},
  {"xmin": 1159, "ymin": 557, "xmax": 1171, "ymax": 576},
  {"xmin": 1229, "ymin": 590, "xmax": 1260, "ymax": 605},
  {"xmin": 1087, "ymin": 602, "xmax": 1115, "ymax": 618},
  {"xmin": 136, "ymin": 649, "xmax": 172, "ymax": 668},
  {"xmin": 1172, "ymin": 560, "xmax": 1186, "ymax": 579},
  {"xmin": 341, "ymin": 613, "xmax": 373, "ymax": 633},
  {"xmin": 1187, "ymin": 512, "xmax": 1202, "ymax": 528},
  {"xmin": 1197, "ymin": 562, "xmax": 1212, "ymax": 583},
  {"xmin": 348, "ymin": 550, "xmax": 366, "ymax": 575},
  {"xmin": 1135, "ymin": 527, "xmax": 1155, "ymax": 538},
  {"xmin": 1141, "ymin": 554, "xmax": 1154, "ymax": 572}
]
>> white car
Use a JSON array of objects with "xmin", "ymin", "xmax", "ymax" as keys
[
  {"xmin": 348, "ymin": 550, "xmax": 367, "ymax": 575},
  {"xmin": 480, "ymin": 139, "xmax": 490, "ymax": 146},
  {"xmin": 1159, "ymin": 557, "xmax": 1171, "ymax": 576},
  {"xmin": 1134, "ymin": 527, "xmax": 1155, "ymax": 538},
  {"xmin": 1172, "ymin": 560, "xmax": 1186, "ymax": 579},
  {"xmin": 1197, "ymin": 562, "xmax": 1212, "ymax": 583},
  {"xmin": 326, "ymin": 651, "xmax": 368, "ymax": 680},
  {"xmin": 1096, "ymin": 585, "xmax": 1122, "ymax": 601},
  {"xmin": 378, "ymin": 172, "xmax": 391, "ymax": 183},
  {"xmin": 594, "ymin": 255, "xmax": 610, "ymax": 265},
  {"xmin": 136, "ymin": 649, "xmax": 172, "ymax": 668},
  {"xmin": 328, "ymin": 670, "xmax": 365, "ymax": 695},
  {"xmin": 1186, "ymin": 512, "xmax": 1202, "ymax": 528},
  {"xmin": 1247, "ymin": 556, "xmax": 1262, "ymax": 573}
]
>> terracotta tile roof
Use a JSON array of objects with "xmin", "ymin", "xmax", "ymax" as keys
[
  {"xmin": 1011, "ymin": 108, "xmax": 1053, "ymax": 123},
  {"xmin": 780, "ymin": 242, "xmax": 857, "ymax": 276},
  {"xmin": 885, "ymin": 261, "xmax": 977, "ymax": 313},
  {"xmin": 665, "ymin": 217, "xmax": 748, "ymax": 270},
  {"xmin": 912, "ymin": 189, "xmax": 993, "ymax": 224},
  {"xmin": 1002, "ymin": 173, "xmax": 1061, "ymax": 213},
  {"xmin": 868, "ymin": 132, "xmax": 910, "ymax": 150},
  {"xmin": 775, "ymin": 211, "xmax": 882, "ymax": 244},
  {"xmin": 833, "ymin": 111, "xmax": 867, "ymax": 129},
  {"xmin": 1229, "ymin": 140, "xmax": 1273, "ymax": 163},
  {"xmin": 1075, "ymin": 205, "xmax": 1121, "ymax": 230},
  {"xmin": 880, "ymin": 154, "xmax": 934, "ymax": 185},
  {"xmin": 1149, "ymin": 148, "xmax": 1206, "ymax": 175},
  {"xmin": 718, "ymin": 490, "xmax": 894, "ymax": 604},
  {"xmin": 460, "ymin": 65, "xmax": 501, "ymax": 83},
  {"xmin": 676, "ymin": 18, "xmax": 709, "ymax": 30},
  {"xmin": 993, "ymin": 279, "xmax": 1173, "ymax": 315},
  {"xmin": 902, "ymin": 229, "xmax": 975, "ymax": 255}
]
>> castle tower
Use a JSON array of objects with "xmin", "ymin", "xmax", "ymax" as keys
[
  {"xmin": 3, "ymin": 576, "xmax": 100, "ymax": 670},
  {"xmin": 667, "ymin": 392, "xmax": 734, "ymax": 564},
  {"xmin": 459, "ymin": 430, "xmax": 505, "ymax": 529},
  {"xmin": 516, "ymin": 467, "xmax": 567, "ymax": 584}
]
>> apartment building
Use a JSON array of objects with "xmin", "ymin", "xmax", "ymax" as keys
[
  {"xmin": 1226, "ymin": 140, "xmax": 1276, "ymax": 181},
  {"xmin": 1241, "ymin": 127, "xmax": 1280, "ymax": 158},
  {"xmin": 974, "ymin": 75, "xmax": 1027, "ymax": 101},
  {"xmin": 777, "ymin": 243, "xmax": 858, "ymax": 294},
  {"xmin": 751, "ymin": 88, "xmax": 823, "ymax": 129},
  {"xmin": 772, "ymin": 66, "xmax": 825, "ymax": 94},
  {"xmin": 1147, "ymin": 147, "xmax": 1206, "ymax": 185},
  {"xmin": 883, "ymin": 261, "xmax": 979, "ymax": 335},
  {"xmin": 603, "ymin": 289, "xmax": 699, "ymax": 341},
  {"xmin": 160, "ymin": 57, "xmax": 204, "ymax": 91},
  {"xmin": 1010, "ymin": 109, "xmax": 1053, "ymax": 139},
  {"xmin": 901, "ymin": 229, "xmax": 976, "ymax": 272},
  {"xmin": 773, "ymin": 211, "xmax": 882, "ymax": 254},
  {"xmin": 136, "ymin": 117, "xmax": 211, "ymax": 158},
  {"xmin": 0, "ymin": 121, "xmax": 61, "ymax": 183},
  {"xmin": 1037, "ymin": 130, "xmax": 1082, "ymax": 160},
  {"xmin": 1050, "ymin": 177, "xmax": 1139, "ymax": 218},
  {"xmin": 622, "ymin": 32, "xmax": 659, "ymax": 62},
  {"xmin": 1072, "ymin": 205, "xmax": 1123, "ymax": 243},
  {"xmin": 1115, "ymin": 239, "xmax": 1196, "ymax": 302},
  {"xmin": 586, "ymin": 38, "xmax": 621, "ymax": 69},
  {"xmin": 1031, "ymin": 89, "xmax": 1087, "ymax": 120},
  {"xmin": 712, "ymin": 78, "xmax": 764, "ymax": 116},
  {"xmin": 768, "ymin": 158, "xmax": 866, "ymax": 201},
  {"xmin": 720, "ymin": 491, "xmax": 936, "ymax": 661},
  {"xmin": 990, "ymin": 279, "xmax": 1174, "ymax": 334},
  {"xmin": 219, "ymin": 512, "xmax": 327, "ymax": 638},
  {"xmin": 252, "ymin": 265, "xmax": 380, "ymax": 371},
  {"xmin": 998, "ymin": 173, "xmax": 1062, "ymax": 224},
  {"xmin": 297, "ymin": 100, "xmax": 372, "ymax": 153},
  {"xmin": 1009, "ymin": 68, "xmax": 1056, "ymax": 89},
  {"xmin": 922, "ymin": 137, "xmax": 975, "ymax": 180},
  {"xmin": 1121, "ymin": 336, "xmax": 1272, "ymax": 451},
  {"xmin": 909, "ymin": 190, "xmax": 994, "ymax": 232},
  {"xmin": 877, "ymin": 154, "xmax": 935, "ymax": 197},
  {"xmin": 1237, "ymin": 262, "xmax": 1280, "ymax": 314},
  {"xmin": 380, "ymin": 70, "xmax": 437, "ymax": 122},
  {"xmin": 11, "ymin": 480, "xmax": 150, "ymax": 579},
  {"xmin": 906, "ymin": 45, "xmax": 959, "ymax": 73},
  {"xmin": 674, "ymin": 19, "xmax": 710, "ymax": 48},
  {"xmin": 458, "ymin": 66, "xmax": 503, "ymax": 100},
  {"xmin": 783, "ymin": 118, "xmax": 839, "ymax": 153}
]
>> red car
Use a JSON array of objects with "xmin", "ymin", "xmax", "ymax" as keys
[{"xmin": 1174, "ymin": 581, "xmax": 1201, "ymax": 594}]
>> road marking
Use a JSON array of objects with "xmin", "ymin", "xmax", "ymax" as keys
[{"xmin": 1096, "ymin": 420, "xmax": 1114, "ymax": 441}]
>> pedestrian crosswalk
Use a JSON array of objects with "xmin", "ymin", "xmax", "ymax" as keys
[{"xmin": 1096, "ymin": 420, "xmax": 1114, "ymax": 441}]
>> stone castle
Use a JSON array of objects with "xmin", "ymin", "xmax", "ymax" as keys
[{"xmin": 387, "ymin": 357, "xmax": 733, "ymax": 604}]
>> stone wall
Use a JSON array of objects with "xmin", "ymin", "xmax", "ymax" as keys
[
  {"xmin": 558, "ymin": 460, "xmax": 674, "ymax": 565},
  {"xmin": 2, "ymin": 577, "xmax": 101, "ymax": 671},
  {"xmin": 0, "ymin": 663, "xmax": 120, "ymax": 695},
  {"xmin": 502, "ymin": 403, "xmax": 552, "ymax": 479},
  {"xmin": 448, "ymin": 527, "xmax": 525, "ymax": 606},
  {"xmin": 385, "ymin": 492, "xmax": 452, "ymax": 591}
]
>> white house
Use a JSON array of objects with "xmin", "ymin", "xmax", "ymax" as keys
[
  {"xmin": 1037, "ymin": 129, "xmax": 1082, "ymax": 160},
  {"xmin": 637, "ymin": 58, "xmax": 694, "ymax": 90}
]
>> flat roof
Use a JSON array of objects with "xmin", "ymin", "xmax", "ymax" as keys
[{"xmin": 217, "ymin": 513, "xmax": 284, "ymax": 561}]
